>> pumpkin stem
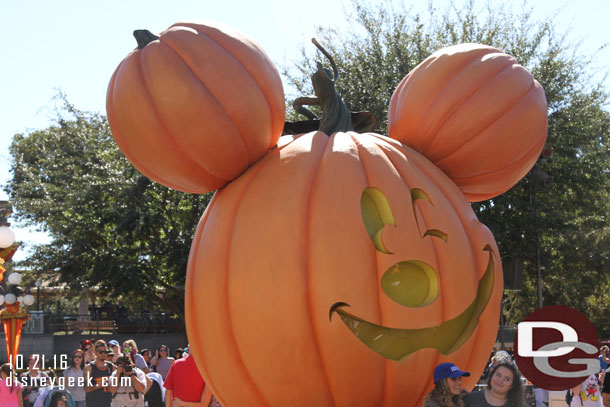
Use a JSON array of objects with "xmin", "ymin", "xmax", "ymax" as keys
[
  {"xmin": 292, "ymin": 39, "xmax": 353, "ymax": 134},
  {"xmin": 133, "ymin": 29, "xmax": 160, "ymax": 50}
]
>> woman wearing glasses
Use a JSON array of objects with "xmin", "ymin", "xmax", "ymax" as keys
[
  {"xmin": 149, "ymin": 345, "xmax": 175, "ymax": 380},
  {"xmin": 80, "ymin": 340, "xmax": 95, "ymax": 364},
  {"xmin": 63, "ymin": 349, "xmax": 86, "ymax": 407}
]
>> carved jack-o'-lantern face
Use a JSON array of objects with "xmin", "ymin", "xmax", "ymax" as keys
[{"xmin": 331, "ymin": 186, "xmax": 495, "ymax": 362}]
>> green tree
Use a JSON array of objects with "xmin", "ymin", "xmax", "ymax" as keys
[
  {"xmin": 284, "ymin": 1, "xmax": 610, "ymax": 335},
  {"xmin": 5, "ymin": 100, "xmax": 212, "ymax": 321}
]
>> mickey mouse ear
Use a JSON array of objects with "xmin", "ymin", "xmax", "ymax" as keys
[
  {"xmin": 388, "ymin": 43, "xmax": 547, "ymax": 202},
  {"xmin": 107, "ymin": 21, "xmax": 285, "ymax": 193}
]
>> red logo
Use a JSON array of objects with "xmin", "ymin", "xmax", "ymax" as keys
[{"xmin": 514, "ymin": 305, "xmax": 599, "ymax": 390}]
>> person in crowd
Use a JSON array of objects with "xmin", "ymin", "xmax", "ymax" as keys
[
  {"xmin": 463, "ymin": 362, "xmax": 525, "ymax": 407},
  {"xmin": 571, "ymin": 374, "xmax": 603, "ymax": 407},
  {"xmin": 533, "ymin": 386, "xmax": 549, "ymax": 407},
  {"xmin": 49, "ymin": 393, "xmax": 69, "ymax": 407},
  {"xmin": 84, "ymin": 340, "xmax": 115, "ymax": 407},
  {"xmin": 0, "ymin": 362, "xmax": 23, "ymax": 407},
  {"xmin": 423, "ymin": 362, "xmax": 470, "ymax": 407},
  {"xmin": 599, "ymin": 346, "xmax": 610, "ymax": 372},
  {"xmin": 108, "ymin": 340, "xmax": 121, "ymax": 364},
  {"xmin": 174, "ymin": 348, "xmax": 184, "ymax": 360},
  {"xmin": 163, "ymin": 352, "xmax": 206, "ymax": 407},
  {"xmin": 46, "ymin": 390, "xmax": 75, "ymax": 407},
  {"xmin": 33, "ymin": 388, "xmax": 74, "ymax": 407},
  {"xmin": 107, "ymin": 355, "xmax": 146, "ymax": 407},
  {"xmin": 149, "ymin": 345, "xmax": 174, "ymax": 380},
  {"xmin": 81, "ymin": 340, "xmax": 95, "ymax": 364},
  {"xmin": 63, "ymin": 349, "xmax": 86, "ymax": 407},
  {"xmin": 122, "ymin": 339, "xmax": 149, "ymax": 373},
  {"xmin": 20, "ymin": 355, "xmax": 50, "ymax": 407},
  {"xmin": 140, "ymin": 349, "xmax": 152, "ymax": 371},
  {"xmin": 602, "ymin": 365, "xmax": 610, "ymax": 407},
  {"xmin": 143, "ymin": 372, "xmax": 164, "ymax": 407}
]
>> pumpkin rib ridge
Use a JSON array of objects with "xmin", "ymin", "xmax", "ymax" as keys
[
  {"xmin": 305, "ymin": 132, "xmax": 339, "ymax": 406},
  {"xmin": 419, "ymin": 56, "xmax": 513, "ymax": 157},
  {"xmin": 368, "ymin": 137, "xmax": 449, "ymax": 404},
  {"xmin": 134, "ymin": 49, "xmax": 233, "ymax": 185},
  {"xmin": 433, "ymin": 80, "xmax": 537, "ymax": 165},
  {"xmin": 398, "ymin": 49, "xmax": 492, "ymax": 148},
  {"xmin": 391, "ymin": 144, "xmax": 483, "ymax": 397},
  {"xmin": 449, "ymin": 132, "xmax": 545, "ymax": 183},
  {"xmin": 107, "ymin": 65, "xmax": 187, "ymax": 192},
  {"xmin": 174, "ymin": 22, "xmax": 284, "ymax": 150},
  {"xmin": 185, "ymin": 194, "xmax": 224, "ymax": 404},
  {"xmin": 346, "ymin": 132, "xmax": 388, "ymax": 406},
  {"xmin": 223, "ymin": 157, "xmax": 273, "ymax": 406},
  {"xmin": 399, "ymin": 142, "xmax": 494, "ymax": 370},
  {"xmin": 156, "ymin": 37, "xmax": 255, "ymax": 165},
  {"xmin": 377, "ymin": 136, "xmax": 481, "ymax": 320}
]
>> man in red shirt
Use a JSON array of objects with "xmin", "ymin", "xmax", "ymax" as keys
[{"xmin": 163, "ymin": 353, "xmax": 210, "ymax": 407}]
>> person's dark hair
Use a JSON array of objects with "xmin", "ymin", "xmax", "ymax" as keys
[
  {"xmin": 486, "ymin": 362, "xmax": 524, "ymax": 407},
  {"xmin": 175, "ymin": 348, "xmax": 184, "ymax": 358},
  {"xmin": 0, "ymin": 363, "xmax": 16, "ymax": 393},
  {"xmin": 117, "ymin": 355, "xmax": 133, "ymax": 367},
  {"xmin": 424, "ymin": 379, "xmax": 464, "ymax": 407},
  {"xmin": 49, "ymin": 391, "xmax": 69, "ymax": 407},
  {"xmin": 70, "ymin": 349, "xmax": 85, "ymax": 369}
]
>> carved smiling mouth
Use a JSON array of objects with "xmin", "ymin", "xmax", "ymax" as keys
[{"xmin": 329, "ymin": 246, "xmax": 495, "ymax": 362}]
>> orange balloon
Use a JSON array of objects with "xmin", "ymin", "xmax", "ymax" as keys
[
  {"xmin": 106, "ymin": 21, "xmax": 285, "ymax": 193},
  {"xmin": 185, "ymin": 131, "xmax": 503, "ymax": 406},
  {"xmin": 388, "ymin": 43, "xmax": 548, "ymax": 202}
]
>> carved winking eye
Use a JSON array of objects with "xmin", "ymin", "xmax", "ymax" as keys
[{"xmin": 360, "ymin": 187, "xmax": 448, "ymax": 307}]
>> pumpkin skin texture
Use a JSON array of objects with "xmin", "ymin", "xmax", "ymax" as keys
[
  {"xmin": 388, "ymin": 43, "xmax": 548, "ymax": 202},
  {"xmin": 185, "ymin": 131, "xmax": 503, "ymax": 406},
  {"xmin": 106, "ymin": 21, "xmax": 285, "ymax": 193}
]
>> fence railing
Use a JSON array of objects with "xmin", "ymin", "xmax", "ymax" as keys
[{"xmin": 0, "ymin": 312, "xmax": 184, "ymax": 335}]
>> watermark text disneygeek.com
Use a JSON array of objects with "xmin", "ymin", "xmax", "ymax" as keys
[{"xmin": 5, "ymin": 375, "xmax": 132, "ymax": 390}]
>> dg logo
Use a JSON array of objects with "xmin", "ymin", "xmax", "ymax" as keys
[{"xmin": 514, "ymin": 305, "xmax": 600, "ymax": 390}]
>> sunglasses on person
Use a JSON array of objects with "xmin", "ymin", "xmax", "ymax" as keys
[{"xmin": 96, "ymin": 348, "xmax": 109, "ymax": 354}]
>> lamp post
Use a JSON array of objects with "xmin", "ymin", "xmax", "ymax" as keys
[{"xmin": 0, "ymin": 201, "xmax": 34, "ymax": 365}]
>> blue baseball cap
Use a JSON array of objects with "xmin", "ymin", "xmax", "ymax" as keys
[
  {"xmin": 108, "ymin": 340, "xmax": 119, "ymax": 346},
  {"xmin": 433, "ymin": 362, "xmax": 470, "ymax": 383}
]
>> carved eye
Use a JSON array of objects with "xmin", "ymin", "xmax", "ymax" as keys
[
  {"xmin": 360, "ymin": 187, "xmax": 395, "ymax": 254},
  {"xmin": 360, "ymin": 187, "xmax": 449, "ymax": 308}
]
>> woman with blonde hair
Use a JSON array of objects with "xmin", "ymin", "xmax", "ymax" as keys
[
  {"xmin": 424, "ymin": 363, "xmax": 470, "ymax": 407},
  {"xmin": 122, "ymin": 339, "xmax": 149, "ymax": 373}
]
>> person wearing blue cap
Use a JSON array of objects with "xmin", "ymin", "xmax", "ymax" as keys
[{"xmin": 424, "ymin": 362, "xmax": 471, "ymax": 407}]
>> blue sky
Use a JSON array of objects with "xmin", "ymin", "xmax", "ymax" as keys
[{"xmin": 1, "ymin": 0, "xmax": 608, "ymax": 260}]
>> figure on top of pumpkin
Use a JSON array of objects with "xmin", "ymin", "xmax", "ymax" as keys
[{"xmin": 106, "ymin": 21, "xmax": 548, "ymax": 407}]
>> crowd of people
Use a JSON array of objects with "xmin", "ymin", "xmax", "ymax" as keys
[
  {"xmin": 425, "ymin": 346, "xmax": 610, "ymax": 407},
  {"xmin": 3, "ymin": 342, "xmax": 610, "ymax": 406},
  {"xmin": 0, "ymin": 338, "xmax": 220, "ymax": 407}
]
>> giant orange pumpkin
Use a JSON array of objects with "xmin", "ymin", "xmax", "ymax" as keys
[
  {"xmin": 185, "ymin": 131, "xmax": 503, "ymax": 406},
  {"xmin": 388, "ymin": 43, "xmax": 548, "ymax": 201},
  {"xmin": 107, "ymin": 25, "xmax": 547, "ymax": 406},
  {"xmin": 106, "ymin": 21, "xmax": 285, "ymax": 193}
]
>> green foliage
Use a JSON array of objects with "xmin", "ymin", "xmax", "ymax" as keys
[
  {"xmin": 285, "ymin": 0, "xmax": 610, "ymax": 336},
  {"xmin": 5, "ymin": 99, "xmax": 212, "ymax": 320}
]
